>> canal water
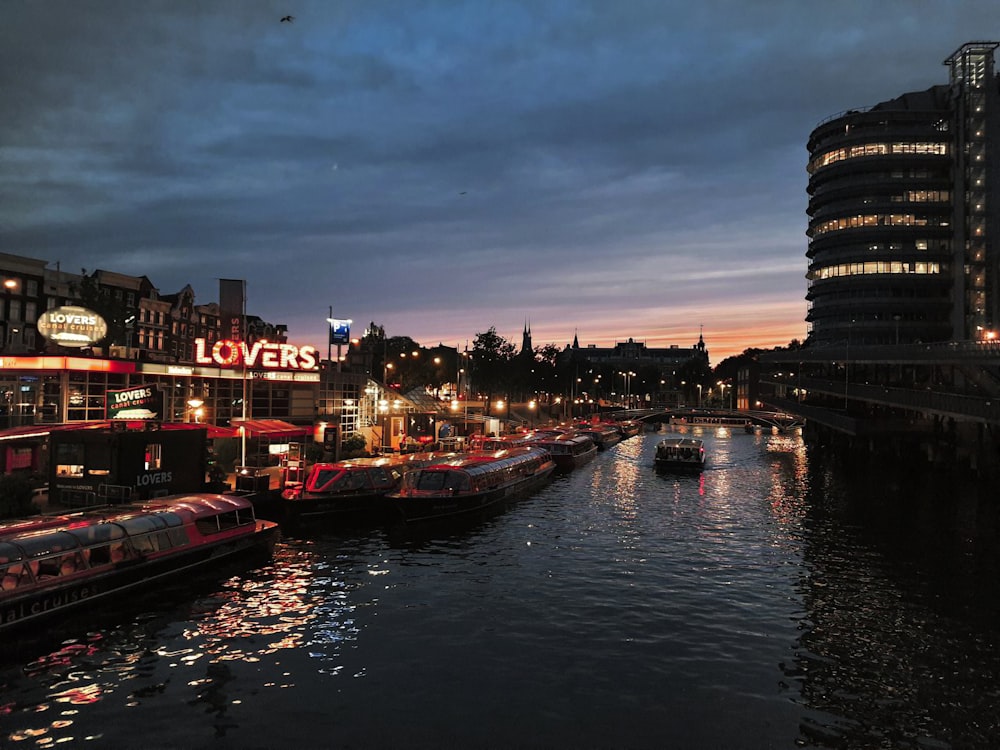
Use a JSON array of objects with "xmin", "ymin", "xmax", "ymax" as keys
[{"xmin": 3, "ymin": 427, "xmax": 1000, "ymax": 749}]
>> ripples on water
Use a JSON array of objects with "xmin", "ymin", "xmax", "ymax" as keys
[{"xmin": 2, "ymin": 427, "xmax": 1000, "ymax": 748}]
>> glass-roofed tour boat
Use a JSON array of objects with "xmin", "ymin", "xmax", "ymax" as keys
[{"xmin": 0, "ymin": 493, "xmax": 279, "ymax": 632}]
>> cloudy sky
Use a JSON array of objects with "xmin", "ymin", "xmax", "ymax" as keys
[{"xmin": 3, "ymin": 1, "xmax": 1000, "ymax": 362}]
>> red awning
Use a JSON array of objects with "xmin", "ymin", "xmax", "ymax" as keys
[
  {"xmin": 230, "ymin": 419, "xmax": 309, "ymax": 439},
  {"xmin": 159, "ymin": 422, "xmax": 237, "ymax": 439},
  {"xmin": 0, "ymin": 421, "xmax": 112, "ymax": 442}
]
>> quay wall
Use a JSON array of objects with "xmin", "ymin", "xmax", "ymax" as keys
[{"xmin": 802, "ymin": 418, "xmax": 1000, "ymax": 482}]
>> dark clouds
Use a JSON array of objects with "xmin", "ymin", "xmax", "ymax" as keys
[{"xmin": 3, "ymin": 1, "xmax": 1000, "ymax": 358}]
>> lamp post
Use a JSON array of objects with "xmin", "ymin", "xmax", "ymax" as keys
[
  {"xmin": 696, "ymin": 384, "xmax": 703, "ymax": 408},
  {"xmin": 717, "ymin": 381, "xmax": 728, "ymax": 410},
  {"xmin": 3, "ymin": 278, "xmax": 17, "ymax": 352},
  {"xmin": 379, "ymin": 399, "xmax": 389, "ymax": 453}
]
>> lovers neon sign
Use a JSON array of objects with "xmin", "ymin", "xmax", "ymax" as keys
[{"xmin": 194, "ymin": 338, "xmax": 319, "ymax": 371}]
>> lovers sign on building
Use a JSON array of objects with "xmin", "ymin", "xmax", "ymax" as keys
[
  {"xmin": 106, "ymin": 385, "xmax": 164, "ymax": 420},
  {"xmin": 36, "ymin": 306, "xmax": 109, "ymax": 348}
]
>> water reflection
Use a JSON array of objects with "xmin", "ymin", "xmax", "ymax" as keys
[
  {"xmin": 790, "ymin": 457, "xmax": 1000, "ymax": 747},
  {"xmin": 3, "ymin": 430, "xmax": 1000, "ymax": 747}
]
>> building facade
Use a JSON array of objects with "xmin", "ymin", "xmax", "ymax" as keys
[{"xmin": 806, "ymin": 41, "xmax": 1000, "ymax": 346}]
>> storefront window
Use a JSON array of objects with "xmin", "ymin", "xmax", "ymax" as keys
[
  {"xmin": 144, "ymin": 443, "xmax": 163, "ymax": 470},
  {"xmin": 55, "ymin": 443, "xmax": 85, "ymax": 478}
]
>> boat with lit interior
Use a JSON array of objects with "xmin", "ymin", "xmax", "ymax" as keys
[
  {"xmin": 653, "ymin": 437, "xmax": 706, "ymax": 471},
  {"xmin": 281, "ymin": 453, "xmax": 458, "ymax": 522},
  {"xmin": 0, "ymin": 493, "xmax": 279, "ymax": 631},
  {"xmin": 388, "ymin": 446, "xmax": 557, "ymax": 523}
]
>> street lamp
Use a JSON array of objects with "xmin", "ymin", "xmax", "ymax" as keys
[
  {"xmin": 696, "ymin": 384, "xmax": 703, "ymax": 408},
  {"xmin": 717, "ymin": 381, "xmax": 728, "ymax": 409},
  {"xmin": 187, "ymin": 398, "xmax": 205, "ymax": 423}
]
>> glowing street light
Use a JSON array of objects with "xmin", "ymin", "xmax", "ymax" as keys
[
  {"xmin": 187, "ymin": 398, "xmax": 205, "ymax": 423},
  {"xmin": 717, "ymin": 381, "xmax": 728, "ymax": 409}
]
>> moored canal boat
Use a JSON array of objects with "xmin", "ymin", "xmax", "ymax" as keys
[
  {"xmin": 388, "ymin": 446, "xmax": 556, "ymax": 523},
  {"xmin": 653, "ymin": 437, "xmax": 706, "ymax": 471},
  {"xmin": 472, "ymin": 432, "xmax": 544, "ymax": 451},
  {"xmin": 280, "ymin": 453, "xmax": 458, "ymax": 522},
  {"xmin": 533, "ymin": 432, "xmax": 597, "ymax": 472},
  {"xmin": 0, "ymin": 493, "xmax": 279, "ymax": 632},
  {"xmin": 575, "ymin": 422, "xmax": 623, "ymax": 451}
]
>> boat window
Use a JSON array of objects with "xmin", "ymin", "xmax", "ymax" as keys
[
  {"xmin": 85, "ymin": 543, "xmax": 113, "ymax": 566},
  {"xmin": 127, "ymin": 532, "xmax": 155, "ymax": 554},
  {"xmin": 119, "ymin": 515, "xmax": 168, "ymax": 535},
  {"xmin": 1, "ymin": 561, "xmax": 29, "ymax": 589},
  {"xmin": 68, "ymin": 522, "xmax": 126, "ymax": 546},
  {"xmin": 16, "ymin": 530, "xmax": 82, "ymax": 559},
  {"xmin": 0, "ymin": 542, "xmax": 28, "ymax": 589},
  {"xmin": 368, "ymin": 467, "xmax": 393, "ymax": 486},
  {"xmin": 340, "ymin": 472, "xmax": 371, "ymax": 491},
  {"xmin": 195, "ymin": 510, "xmax": 251, "ymax": 535},
  {"xmin": 150, "ymin": 512, "xmax": 188, "ymax": 545},
  {"xmin": 309, "ymin": 468, "xmax": 342, "ymax": 491},
  {"xmin": 415, "ymin": 471, "xmax": 448, "ymax": 491},
  {"xmin": 0, "ymin": 541, "xmax": 24, "ymax": 563},
  {"xmin": 445, "ymin": 471, "xmax": 471, "ymax": 492},
  {"xmin": 34, "ymin": 550, "xmax": 86, "ymax": 579}
]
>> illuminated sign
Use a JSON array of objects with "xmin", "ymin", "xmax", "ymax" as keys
[
  {"xmin": 36, "ymin": 306, "xmax": 108, "ymax": 348},
  {"xmin": 107, "ymin": 385, "xmax": 164, "ymax": 420},
  {"xmin": 329, "ymin": 319, "xmax": 351, "ymax": 345},
  {"xmin": 194, "ymin": 338, "xmax": 319, "ymax": 371}
]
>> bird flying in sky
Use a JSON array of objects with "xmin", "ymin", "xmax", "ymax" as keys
[{"xmin": 280, "ymin": 15, "xmax": 294, "ymax": 23}]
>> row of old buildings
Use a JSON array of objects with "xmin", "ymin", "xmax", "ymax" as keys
[{"xmin": 0, "ymin": 252, "xmax": 286, "ymax": 362}]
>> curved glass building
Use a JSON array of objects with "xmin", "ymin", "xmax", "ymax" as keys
[{"xmin": 806, "ymin": 42, "xmax": 1000, "ymax": 346}]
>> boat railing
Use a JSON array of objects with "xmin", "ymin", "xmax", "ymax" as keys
[{"xmin": 61, "ymin": 489, "xmax": 99, "ymax": 507}]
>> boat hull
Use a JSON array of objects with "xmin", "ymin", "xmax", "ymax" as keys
[
  {"xmin": 284, "ymin": 491, "xmax": 389, "ymax": 523},
  {"xmin": 653, "ymin": 458, "xmax": 705, "ymax": 472},
  {"xmin": 550, "ymin": 444, "xmax": 598, "ymax": 472}
]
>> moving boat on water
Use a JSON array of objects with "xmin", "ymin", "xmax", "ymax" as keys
[
  {"xmin": 0, "ymin": 493, "xmax": 279, "ymax": 632},
  {"xmin": 654, "ymin": 437, "xmax": 706, "ymax": 471},
  {"xmin": 532, "ymin": 432, "xmax": 597, "ymax": 472},
  {"xmin": 280, "ymin": 453, "xmax": 457, "ymax": 522},
  {"xmin": 389, "ymin": 446, "xmax": 557, "ymax": 523}
]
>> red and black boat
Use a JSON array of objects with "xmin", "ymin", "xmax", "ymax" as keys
[
  {"xmin": 280, "ymin": 453, "xmax": 457, "ymax": 522},
  {"xmin": 0, "ymin": 493, "xmax": 279, "ymax": 632},
  {"xmin": 388, "ymin": 446, "xmax": 556, "ymax": 523}
]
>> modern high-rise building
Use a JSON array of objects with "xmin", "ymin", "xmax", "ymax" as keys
[{"xmin": 805, "ymin": 41, "xmax": 1000, "ymax": 346}]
